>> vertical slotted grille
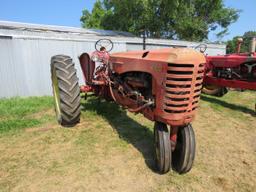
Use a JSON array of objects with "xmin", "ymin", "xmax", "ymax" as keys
[{"xmin": 164, "ymin": 63, "xmax": 204, "ymax": 114}]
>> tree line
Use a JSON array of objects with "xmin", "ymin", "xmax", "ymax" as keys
[
  {"xmin": 81, "ymin": 0, "xmax": 255, "ymax": 53},
  {"xmin": 81, "ymin": 0, "xmax": 239, "ymax": 41}
]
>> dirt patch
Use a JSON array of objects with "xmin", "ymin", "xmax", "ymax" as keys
[
  {"xmin": 25, "ymin": 123, "xmax": 59, "ymax": 132},
  {"xmin": 26, "ymin": 108, "xmax": 55, "ymax": 119},
  {"xmin": 212, "ymin": 177, "xmax": 231, "ymax": 191}
]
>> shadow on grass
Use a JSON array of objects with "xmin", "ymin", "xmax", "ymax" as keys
[
  {"xmin": 201, "ymin": 95, "xmax": 255, "ymax": 116},
  {"xmin": 81, "ymin": 97, "xmax": 157, "ymax": 172}
]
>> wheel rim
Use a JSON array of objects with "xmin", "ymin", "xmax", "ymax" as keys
[{"xmin": 52, "ymin": 68, "xmax": 61, "ymax": 121}]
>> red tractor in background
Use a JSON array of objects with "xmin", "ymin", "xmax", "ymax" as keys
[
  {"xmin": 50, "ymin": 39, "xmax": 206, "ymax": 174},
  {"xmin": 202, "ymin": 37, "xmax": 256, "ymax": 97}
]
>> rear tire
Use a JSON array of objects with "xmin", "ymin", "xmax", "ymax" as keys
[
  {"xmin": 202, "ymin": 84, "xmax": 228, "ymax": 97},
  {"xmin": 172, "ymin": 124, "xmax": 195, "ymax": 174},
  {"xmin": 154, "ymin": 122, "xmax": 172, "ymax": 174},
  {"xmin": 51, "ymin": 55, "xmax": 81, "ymax": 127}
]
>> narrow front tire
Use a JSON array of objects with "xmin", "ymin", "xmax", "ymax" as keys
[
  {"xmin": 172, "ymin": 124, "xmax": 196, "ymax": 174},
  {"xmin": 154, "ymin": 122, "xmax": 172, "ymax": 174}
]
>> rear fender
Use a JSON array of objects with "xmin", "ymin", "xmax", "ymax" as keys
[{"xmin": 79, "ymin": 53, "xmax": 95, "ymax": 84}]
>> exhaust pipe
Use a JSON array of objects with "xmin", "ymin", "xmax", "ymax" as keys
[
  {"xmin": 236, "ymin": 38, "xmax": 243, "ymax": 53},
  {"xmin": 250, "ymin": 37, "xmax": 256, "ymax": 53}
]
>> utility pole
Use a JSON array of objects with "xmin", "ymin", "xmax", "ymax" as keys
[{"xmin": 143, "ymin": 30, "xmax": 146, "ymax": 50}]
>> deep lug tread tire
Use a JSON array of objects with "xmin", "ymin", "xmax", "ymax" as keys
[
  {"xmin": 51, "ymin": 55, "xmax": 81, "ymax": 127},
  {"xmin": 154, "ymin": 122, "xmax": 172, "ymax": 174},
  {"xmin": 172, "ymin": 124, "xmax": 196, "ymax": 174}
]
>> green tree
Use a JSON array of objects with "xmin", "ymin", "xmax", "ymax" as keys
[
  {"xmin": 81, "ymin": 0, "xmax": 239, "ymax": 41},
  {"xmin": 226, "ymin": 31, "xmax": 256, "ymax": 53},
  {"xmin": 80, "ymin": 1, "xmax": 105, "ymax": 29}
]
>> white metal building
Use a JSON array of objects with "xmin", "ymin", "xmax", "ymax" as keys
[{"xmin": 0, "ymin": 21, "xmax": 226, "ymax": 98}]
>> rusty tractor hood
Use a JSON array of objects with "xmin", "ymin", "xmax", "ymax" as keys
[{"xmin": 110, "ymin": 48, "xmax": 205, "ymax": 65}]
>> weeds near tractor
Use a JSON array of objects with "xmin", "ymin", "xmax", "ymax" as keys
[{"xmin": 0, "ymin": 91, "xmax": 255, "ymax": 191}]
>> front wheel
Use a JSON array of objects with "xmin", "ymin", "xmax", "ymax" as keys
[
  {"xmin": 172, "ymin": 124, "xmax": 196, "ymax": 174},
  {"xmin": 154, "ymin": 122, "xmax": 172, "ymax": 174},
  {"xmin": 51, "ymin": 55, "xmax": 81, "ymax": 127}
]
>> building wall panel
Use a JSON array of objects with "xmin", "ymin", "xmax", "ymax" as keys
[{"xmin": 0, "ymin": 21, "xmax": 225, "ymax": 98}]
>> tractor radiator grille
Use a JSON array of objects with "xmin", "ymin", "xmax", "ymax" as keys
[{"xmin": 164, "ymin": 63, "xmax": 204, "ymax": 114}]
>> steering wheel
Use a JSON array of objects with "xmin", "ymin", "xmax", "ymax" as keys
[
  {"xmin": 194, "ymin": 44, "xmax": 207, "ymax": 53},
  {"xmin": 95, "ymin": 39, "xmax": 114, "ymax": 52}
]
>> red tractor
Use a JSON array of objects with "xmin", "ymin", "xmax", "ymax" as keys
[
  {"xmin": 50, "ymin": 39, "xmax": 206, "ymax": 174},
  {"xmin": 202, "ymin": 38, "xmax": 256, "ymax": 96}
]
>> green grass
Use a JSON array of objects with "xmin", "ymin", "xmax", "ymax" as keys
[
  {"xmin": 2, "ymin": 90, "xmax": 253, "ymax": 135},
  {"xmin": 200, "ymin": 90, "xmax": 255, "ymax": 121},
  {"xmin": 0, "ymin": 91, "xmax": 255, "ymax": 191},
  {"xmin": 0, "ymin": 91, "xmax": 254, "ymax": 137},
  {"xmin": 0, "ymin": 96, "xmax": 54, "ymax": 134}
]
